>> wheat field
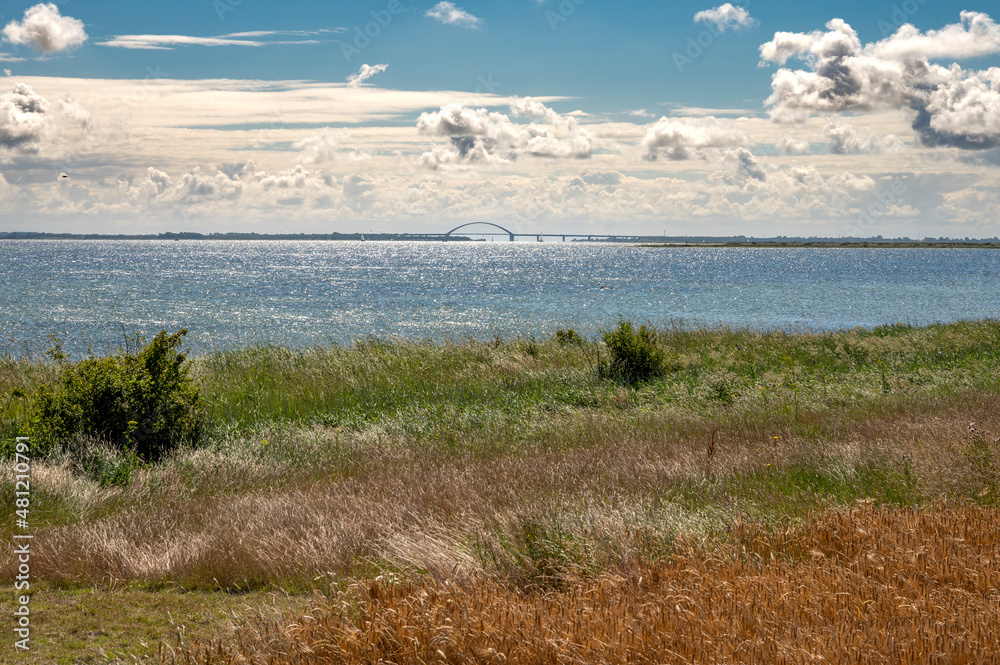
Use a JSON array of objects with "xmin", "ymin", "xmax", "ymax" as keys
[{"xmin": 163, "ymin": 505, "xmax": 1000, "ymax": 665}]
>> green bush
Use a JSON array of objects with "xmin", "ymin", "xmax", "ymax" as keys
[
  {"xmin": 600, "ymin": 319, "xmax": 666, "ymax": 384},
  {"xmin": 26, "ymin": 330, "xmax": 204, "ymax": 461},
  {"xmin": 554, "ymin": 328, "xmax": 585, "ymax": 346},
  {"xmin": 58, "ymin": 436, "xmax": 143, "ymax": 487}
]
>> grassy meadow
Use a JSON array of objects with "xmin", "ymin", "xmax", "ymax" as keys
[{"xmin": 2, "ymin": 320, "xmax": 1000, "ymax": 663}]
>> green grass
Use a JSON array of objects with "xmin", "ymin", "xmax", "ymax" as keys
[
  {"xmin": 2, "ymin": 320, "xmax": 1000, "ymax": 662},
  {"xmin": 1, "ymin": 585, "xmax": 310, "ymax": 664},
  {"xmin": 5, "ymin": 320, "xmax": 999, "ymax": 454},
  {"xmin": 3, "ymin": 320, "xmax": 999, "ymax": 532},
  {"xmin": 191, "ymin": 319, "xmax": 1000, "ymax": 436}
]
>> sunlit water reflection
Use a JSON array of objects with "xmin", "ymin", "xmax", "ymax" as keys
[{"xmin": 2, "ymin": 240, "xmax": 998, "ymax": 356}]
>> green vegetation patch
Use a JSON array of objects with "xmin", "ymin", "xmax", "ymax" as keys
[
  {"xmin": 22, "ymin": 331, "xmax": 204, "ymax": 462},
  {"xmin": 1, "ymin": 585, "xmax": 309, "ymax": 664}
]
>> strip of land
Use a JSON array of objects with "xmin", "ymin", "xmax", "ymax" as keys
[
  {"xmin": 643, "ymin": 240, "xmax": 1000, "ymax": 248},
  {"xmin": 3, "ymin": 231, "xmax": 1000, "ymax": 247}
]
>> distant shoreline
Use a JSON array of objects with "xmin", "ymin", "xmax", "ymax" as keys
[
  {"xmin": 640, "ymin": 240, "xmax": 1000, "ymax": 249},
  {"xmin": 0, "ymin": 231, "xmax": 474, "ymax": 242},
  {"xmin": 2, "ymin": 231, "xmax": 1000, "ymax": 248}
]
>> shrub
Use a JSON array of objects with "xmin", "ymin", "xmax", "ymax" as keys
[
  {"xmin": 554, "ymin": 328, "xmax": 584, "ymax": 346},
  {"xmin": 600, "ymin": 320, "xmax": 666, "ymax": 384},
  {"xmin": 26, "ymin": 330, "xmax": 204, "ymax": 461},
  {"xmin": 56, "ymin": 436, "xmax": 143, "ymax": 487},
  {"xmin": 959, "ymin": 422, "xmax": 999, "ymax": 493}
]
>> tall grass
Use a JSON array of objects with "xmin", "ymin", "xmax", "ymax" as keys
[
  {"xmin": 164, "ymin": 504, "xmax": 1000, "ymax": 665},
  {"xmin": 181, "ymin": 320, "xmax": 1000, "ymax": 464},
  {"xmin": 194, "ymin": 337, "xmax": 597, "ymax": 438},
  {"xmin": 5, "ymin": 399, "xmax": 997, "ymax": 592},
  {"xmin": 2, "ymin": 321, "xmax": 1000, "ymax": 661},
  {"xmin": 5, "ymin": 320, "xmax": 1000, "ymax": 452}
]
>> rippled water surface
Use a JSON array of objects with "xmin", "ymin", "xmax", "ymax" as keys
[{"xmin": 2, "ymin": 240, "xmax": 998, "ymax": 356}]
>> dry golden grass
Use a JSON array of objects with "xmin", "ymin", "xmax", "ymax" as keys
[
  {"xmin": 9, "ymin": 399, "xmax": 997, "ymax": 594},
  {"xmin": 163, "ymin": 504, "xmax": 1000, "ymax": 665}
]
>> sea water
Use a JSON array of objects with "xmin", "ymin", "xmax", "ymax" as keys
[{"xmin": 2, "ymin": 240, "xmax": 998, "ymax": 357}]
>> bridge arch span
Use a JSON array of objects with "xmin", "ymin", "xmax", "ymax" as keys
[{"xmin": 445, "ymin": 222, "xmax": 515, "ymax": 240}]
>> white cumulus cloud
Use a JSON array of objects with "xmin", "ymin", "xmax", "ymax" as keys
[
  {"xmin": 919, "ymin": 67, "xmax": 1000, "ymax": 149},
  {"xmin": 758, "ymin": 12, "xmax": 1000, "ymax": 149},
  {"xmin": 824, "ymin": 120, "xmax": 902, "ymax": 154},
  {"xmin": 295, "ymin": 129, "xmax": 341, "ymax": 164},
  {"xmin": 694, "ymin": 3, "xmax": 757, "ymax": 33},
  {"xmin": 871, "ymin": 11, "xmax": 1000, "ymax": 61},
  {"xmin": 0, "ymin": 83, "xmax": 96, "ymax": 159},
  {"xmin": 2, "ymin": 3, "xmax": 87, "ymax": 54},
  {"xmin": 510, "ymin": 97, "xmax": 572, "ymax": 127},
  {"xmin": 776, "ymin": 135, "xmax": 810, "ymax": 154},
  {"xmin": 294, "ymin": 129, "xmax": 371, "ymax": 164},
  {"xmin": 639, "ymin": 116, "xmax": 750, "ymax": 160},
  {"xmin": 727, "ymin": 147, "xmax": 765, "ymax": 181},
  {"xmin": 416, "ymin": 99, "xmax": 592, "ymax": 168},
  {"xmin": 0, "ymin": 82, "xmax": 52, "ymax": 153},
  {"xmin": 425, "ymin": 2, "xmax": 483, "ymax": 28}
]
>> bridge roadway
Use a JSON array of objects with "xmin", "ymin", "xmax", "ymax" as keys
[{"xmin": 416, "ymin": 222, "xmax": 638, "ymax": 242}]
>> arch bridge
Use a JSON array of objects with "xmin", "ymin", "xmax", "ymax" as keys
[
  {"xmin": 440, "ymin": 222, "xmax": 632, "ymax": 242},
  {"xmin": 445, "ymin": 222, "xmax": 517, "ymax": 241}
]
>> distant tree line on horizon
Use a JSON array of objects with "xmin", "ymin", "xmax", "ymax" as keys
[{"xmin": 1, "ymin": 231, "xmax": 999, "ymax": 244}]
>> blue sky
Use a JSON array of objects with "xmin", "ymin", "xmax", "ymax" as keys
[
  {"xmin": 14, "ymin": 1, "xmax": 999, "ymax": 112},
  {"xmin": 2, "ymin": 1, "xmax": 1000, "ymax": 236}
]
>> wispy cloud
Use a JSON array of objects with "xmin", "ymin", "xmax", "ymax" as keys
[
  {"xmin": 347, "ymin": 63, "xmax": 388, "ymax": 88},
  {"xmin": 426, "ymin": 2, "xmax": 483, "ymax": 28},
  {"xmin": 97, "ymin": 30, "xmax": 327, "ymax": 50},
  {"xmin": 226, "ymin": 29, "xmax": 344, "ymax": 38},
  {"xmin": 662, "ymin": 105, "xmax": 758, "ymax": 117},
  {"xmin": 2, "ymin": 3, "xmax": 87, "ymax": 54}
]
